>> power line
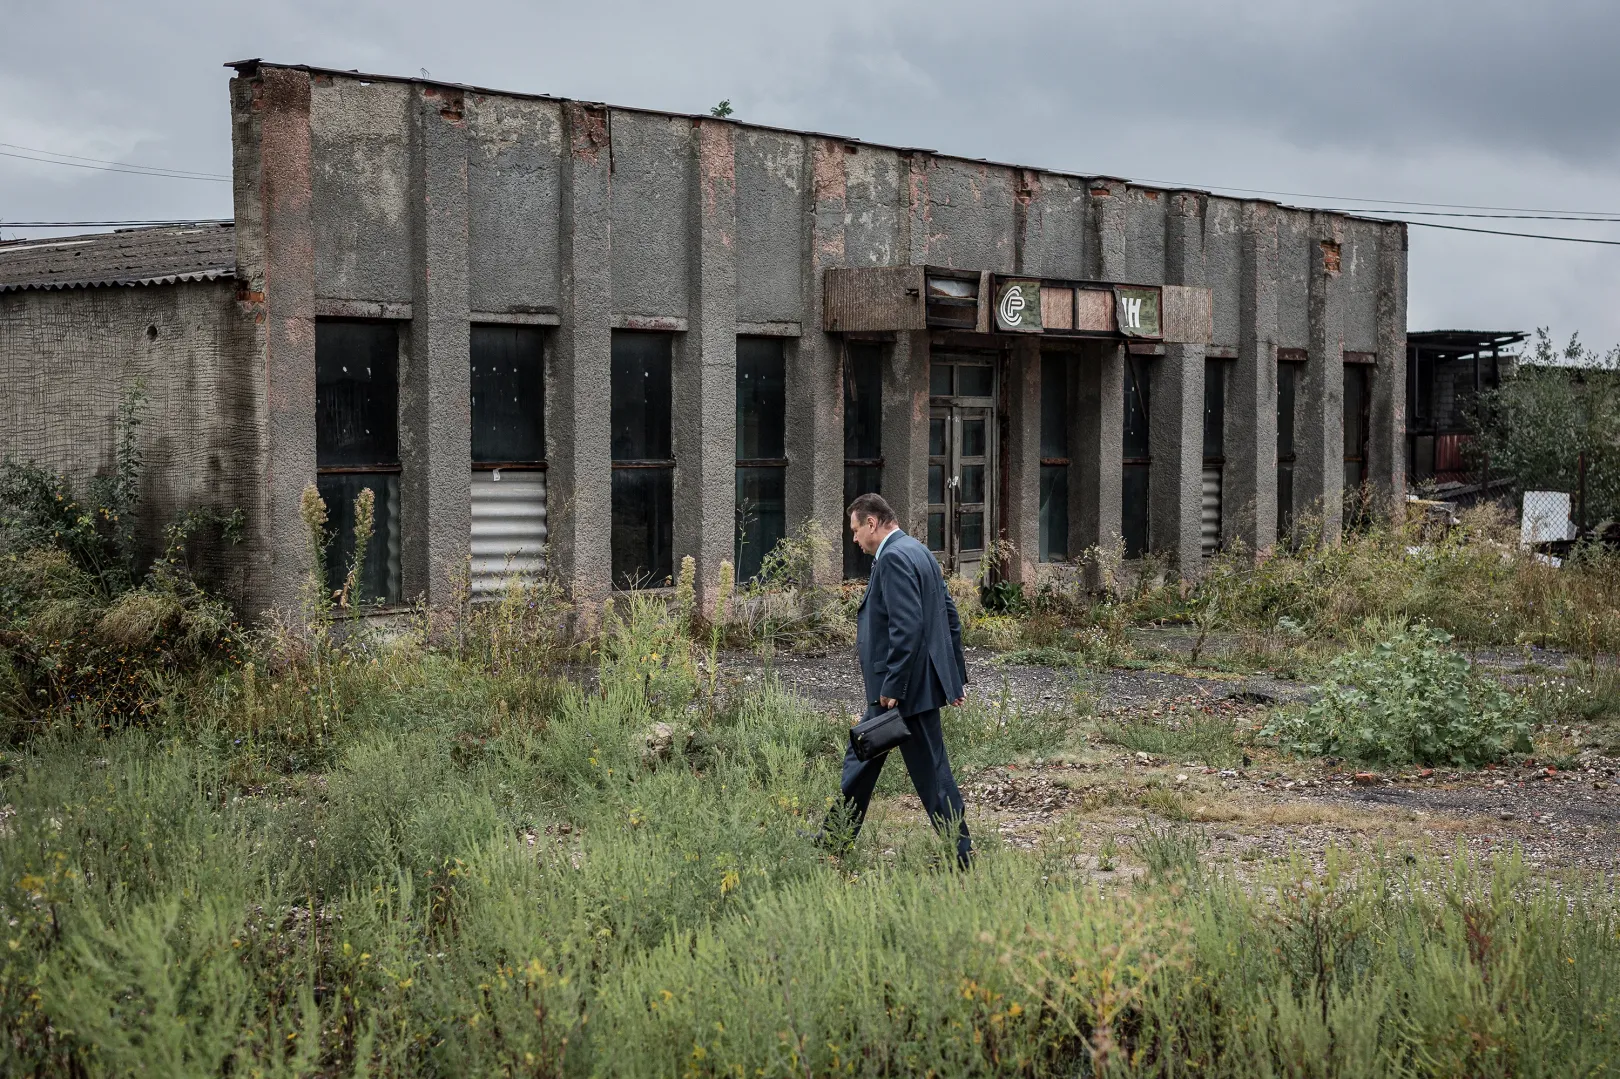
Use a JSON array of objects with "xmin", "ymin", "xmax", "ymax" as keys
[
  {"xmin": 1348, "ymin": 209, "xmax": 1620, "ymax": 222},
  {"xmin": 0, "ymin": 142, "xmax": 228, "ymax": 180},
  {"xmin": 0, "ymin": 220, "xmax": 229, "ymax": 228},
  {"xmin": 0, "ymin": 148, "xmax": 229, "ymax": 182},
  {"xmin": 1374, "ymin": 218, "xmax": 1620, "ymax": 245},
  {"xmin": 1135, "ymin": 176, "xmax": 1620, "ymax": 219}
]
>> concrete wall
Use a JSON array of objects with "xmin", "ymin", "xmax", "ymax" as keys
[
  {"xmin": 230, "ymin": 62, "xmax": 1408, "ymax": 607},
  {"xmin": 0, "ymin": 279, "xmax": 265, "ymax": 603}
]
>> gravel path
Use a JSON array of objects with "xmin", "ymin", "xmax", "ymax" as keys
[{"xmin": 728, "ymin": 639, "xmax": 1620, "ymax": 875}]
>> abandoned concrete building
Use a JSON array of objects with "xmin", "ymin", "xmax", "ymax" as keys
[{"xmin": 0, "ymin": 60, "xmax": 1408, "ymax": 616}]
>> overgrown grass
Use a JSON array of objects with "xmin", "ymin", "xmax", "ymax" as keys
[
  {"xmin": 6, "ymin": 662, "xmax": 1618, "ymax": 1078},
  {"xmin": 2, "ymin": 571, "xmax": 1617, "ymax": 1075},
  {"xmin": 1100, "ymin": 710, "xmax": 1245, "ymax": 766},
  {"xmin": 10, "ymin": 437, "xmax": 1620, "ymax": 1071}
]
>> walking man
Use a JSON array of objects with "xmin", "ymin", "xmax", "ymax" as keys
[{"xmin": 828, "ymin": 493, "xmax": 972, "ymax": 867}]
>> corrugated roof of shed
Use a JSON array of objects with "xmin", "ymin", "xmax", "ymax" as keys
[{"xmin": 0, "ymin": 222, "xmax": 235, "ymax": 293}]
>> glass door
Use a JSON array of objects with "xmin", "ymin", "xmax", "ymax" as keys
[{"xmin": 927, "ymin": 356, "xmax": 997, "ymax": 578}]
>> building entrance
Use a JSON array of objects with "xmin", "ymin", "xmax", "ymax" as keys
[{"xmin": 926, "ymin": 353, "xmax": 997, "ymax": 579}]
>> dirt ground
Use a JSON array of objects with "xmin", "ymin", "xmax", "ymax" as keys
[{"xmin": 731, "ymin": 633, "xmax": 1620, "ymax": 877}]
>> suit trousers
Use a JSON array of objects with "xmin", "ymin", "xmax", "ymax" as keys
[{"xmin": 833, "ymin": 707, "xmax": 972, "ymax": 866}]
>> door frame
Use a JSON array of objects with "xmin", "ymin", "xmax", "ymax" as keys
[{"xmin": 926, "ymin": 348, "xmax": 1002, "ymax": 578}]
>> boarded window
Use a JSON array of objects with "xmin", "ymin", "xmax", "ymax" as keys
[
  {"xmin": 1039, "ymin": 354, "xmax": 1069, "ymax": 562},
  {"xmin": 471, "ymin": 324, "xmax": 544, "ymax": 464},
  {"xmin": 1277, "ymin": 359, "xmax": 1298, "ymax": 541},
  {"xmin": 611, "ymin": 332, "xmax": 674, "ymax": 589},
  {"xmin": 736, "ymin": 337, "xmax": 787, "ymax": 583},
  {"xmin": 843, "ymin": 342, "xmax": 883, "ymax": 579},
  {"xmin": 1122, "ymin": 354, "xmax": 1151, "ymax": 558},
  {"xmin": 1343, "ymin": 363, "xmax": 1370, "ymax": 527},
  {"xmin": 470, "ymin": 325, "xmax": 546, "ymax": 594},
  {"xmin": 316, "ymin": 319, "xmax": 402, "ymax": 605}
]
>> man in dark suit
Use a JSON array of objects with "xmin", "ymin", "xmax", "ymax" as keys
[{"xmin": 828, "ymin": 492, "xmax": 972, "ymax": 867}]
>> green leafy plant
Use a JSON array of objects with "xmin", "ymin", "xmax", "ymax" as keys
[{"xmin": 1263, "ymin": 621, "xmax": 1533, "ymax": 766}]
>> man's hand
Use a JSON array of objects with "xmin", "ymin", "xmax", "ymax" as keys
[
  {"xmin": 880, "ymin": 696, "xmax": 898, "ymax": 709},
  {"xmin": 950, "ymin": 696, "xmax": 966, "ymax": 708}
]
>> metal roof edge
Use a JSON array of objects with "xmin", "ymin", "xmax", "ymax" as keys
[{"xmin": 0, "ymin": 268, "xmax": 235, "ymax": 294}]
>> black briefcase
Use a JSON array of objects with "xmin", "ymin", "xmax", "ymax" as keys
[{"xmin": 850, "ymin": 705, "xmax": 910, "ymax": 762}]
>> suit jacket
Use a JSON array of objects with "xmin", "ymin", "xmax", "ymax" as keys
[{"xmin": 857, "ymin": 530, "xmax": 968, "ymax": 716}]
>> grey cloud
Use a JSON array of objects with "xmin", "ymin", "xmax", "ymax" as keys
[{"xmin": 1, "ymin": 0, "xmax": 1617, "ymax": 347}]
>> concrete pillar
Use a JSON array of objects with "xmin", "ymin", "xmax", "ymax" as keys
[
  {"xmin": 548, "ymin": 103, "xmax": 614, "ymax": 603},
  {"xmin": 1075, "ymin": 341, "xmax": 1125, "ymax": 559},
  {"xmin": 675, "ymin": 118, "xmax": 738, "ymax": 600},
  {"xmin": 901, "ymin": 152, "xmax": 931, "ymax": 266},
  {"xmin": 1092, "ymin": 182, "xmax": 1127, "ymax": 281},
  {"xmin": 882, "ymin": 330, "xmax": 931, "ymax": 538},
  {"xmin": 1076, "ymin": 184, "xmax": 1128, "ymax": 571},
  {"xmin": 233, "ymin": 66, "xmax": 315, "ymax": 616},
  {"xmin": 1003, "ymin": 336, "xmax": 1042, "ymax": 584},
  {"xmin": 788, "ymin": 138, "xmax": 849, "ymax": 584},
  {"xmin": 1228, "ymin": 203, "xmax": 1279, "ymax": 551},
  {"xmin": 1150, "ymin": 193, "xmax": 1207, "ymax": 575},
  {"xmin": 1369, "ymin": 222, "xmax": 1408, "ymax": 520},
  {"xmin": 402, "ymin": 84, "xmax": 471, "ymax": 607},
  {"xmin": 1299, "ymin": 219, "xmax": 1347, "ymax": 539}
]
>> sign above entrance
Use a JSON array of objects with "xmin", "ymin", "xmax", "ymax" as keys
[
  {"xmin": 823, "ymin": 266, "xmax": 1210, "ymax": 344},
  {"xmin": 993, "ymin": 278, "xmax": 1042, "ymax": 333},
  {"xmin": 995, "ymin": 278, "xmax": 1162, "ymax": 341},
  {"xmin": 1114, "ymin": 286, "xmax": 1161, "ymax": 338}
]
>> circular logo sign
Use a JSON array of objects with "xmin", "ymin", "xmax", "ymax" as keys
[{"xmin": 998, "ymin": 284, "xmax": 1027, "ymax": 328}]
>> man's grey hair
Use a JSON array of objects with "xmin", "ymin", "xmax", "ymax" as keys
[{"xmin": 846, "ymin": 492, "xmax": 897, "ymax": 526}]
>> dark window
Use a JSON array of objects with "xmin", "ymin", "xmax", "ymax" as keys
[
  {"xmin": 610, "ymin": 332, "xmax": 674, "ymax": 588},
  {"xmin": 471, "ymin": 324, "xmax": 545, "ymax": 464},
  {"xmin": 316, "ymin": 319, "xmax": 401, "ymax": 604},
  {"xmin": 317, "ymin": 320, "xmax": 399, "ymax": 468},
  {"xmin": 1202, "ymin": 359, "xmax": 1225, "ymax": 462},
  {"xmin": 1277, "ymin": 359, "xmax": 1298, "ymax": 541},
  {"xmin": 736, "ymin": 337, "xmax": 787, "ymax": 582},
  {"xmin": 843, "ymin": 342, "xmax": 883, "ymax": 579},
  {"xmin": 1039, "ymin": 355, "xmax": 1069, "ymax": 562},
  {"xmin": 1202, "ymin": 358, "xmax": 1225, "ymax": 556},
  {"xmin": 316, "ymin": 472, "xmax": 401, "ymax": 607},
  {"xmin": 929, "ymin": 360, "xmax": 994, "ymax": 399},
  {"xmin": 958, "ymin": 363, "xmax": 994, "ymax": 398},
  {"xmin": 1343, "ymin": 364, "xmax": 1370, "ymax": 527},
  {"xmin": 1122, "ymin": 354, "xmax": 1151, "ymax": 558},
  {"xmin": 1413, "ymin": 348, "xmax": 1433, "ymax": 422}
]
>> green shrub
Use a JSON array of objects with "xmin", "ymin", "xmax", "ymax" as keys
[{"xmin": 1263, "ymin": 622, "xmax": 1533, "ymax": 766}]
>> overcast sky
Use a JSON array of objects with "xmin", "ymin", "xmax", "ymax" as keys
[{"xmin": 5, "ymin": 0, "xmax": 1618, "ymax": 351}]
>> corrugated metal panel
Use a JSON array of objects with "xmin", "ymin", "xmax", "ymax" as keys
[
  {"xmin": 470, "ymin": 470, "xmax": 546, "ymax": 595},
  {"xmin": 1435, "ymin": 433, "xmax": 1470, "ymax": 474},
  {"xmin": 1201, "ymin": 467, "xmax": 1222, "ymax": 556},
  {"xmin": 0, "ymin": 223, "xmax": 236, "ymax": 293}
]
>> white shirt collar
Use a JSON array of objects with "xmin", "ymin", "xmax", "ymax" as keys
[{"xmin": 874, "ymin": 528, "xmax": 900, "ymax": 561}]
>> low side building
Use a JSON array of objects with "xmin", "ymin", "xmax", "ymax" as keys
[
  {"xmin": 1, "ymin": 60, "xmax": 1410, "ymax": 616},
  {"xmin": 0, "ymin": 223, "xmax": 263, "ymax": 598}
]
